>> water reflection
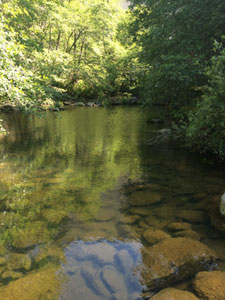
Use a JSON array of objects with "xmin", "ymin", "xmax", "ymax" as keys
[
  {"xmin": 61, "ymin": 240, "xmax": 144, "ymax": 300},
  {"xmin": 0, "ymin": 107, "xmax": 224, "ymax": 299}
]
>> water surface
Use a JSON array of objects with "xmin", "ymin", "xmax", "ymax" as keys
[{"xmin": 0, "ymin": 107, "xmax": 224, "ymax": 299}]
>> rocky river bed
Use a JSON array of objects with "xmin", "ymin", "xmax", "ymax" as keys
[{"xmin": 0, "ymin": 107, "xmax": 224, "ymax": 299}]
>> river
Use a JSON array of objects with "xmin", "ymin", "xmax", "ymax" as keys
[{"xmin": 0, "ymin": 106, "xmax": 224, "ymax": 299}]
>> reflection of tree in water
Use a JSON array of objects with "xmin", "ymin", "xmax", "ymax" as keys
[{"xmin": 0, "ymin": 107, "xmax": 147, "ymax": 251}]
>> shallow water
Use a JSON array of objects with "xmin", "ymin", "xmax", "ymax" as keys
[{"xmin": 0, "ymin": 107, "xmax": 224, "ymax": 299}]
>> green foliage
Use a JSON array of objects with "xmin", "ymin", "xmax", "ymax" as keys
[
  {"xmin": 185, "ymin": 41, "xmax": 225, "ymax": 159},
  {"xmin": 129, "ymin": 0, "xmax": 225, "ymax": 105}
]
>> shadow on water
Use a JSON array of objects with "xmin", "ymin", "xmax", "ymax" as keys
[{"xmin": 0, "ymin": 107, "xmax": 224, "ymax": 299}]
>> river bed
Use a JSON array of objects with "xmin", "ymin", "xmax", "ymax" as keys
[{"xmin": 0, "ymin": 107, "xmax": 224, "ymax": 299}]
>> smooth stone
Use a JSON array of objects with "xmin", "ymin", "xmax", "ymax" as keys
[
  {"xmin": 121, "ymin": 215, "xmax": 141, "ymax": 224},
  {"xmin": 101, "ymin": 265, "xmax": 126, "ymax": 294},
  {"xmin": 128, "ymin": 191, "xmax": 162, "ymax": 206},
  {"xmin": 61, "ymin": 271, "xmax": 102, "ymax": 300},
  {"xmin": 0, "ymin": 264, "xmax": 59, "ymax": 300},
  {"xmin": 193, "ymin": 271, "xmax": 225, "ymax": 300},
  {"xmin": 115, "ymin": 249, "xmax": 134, "ymax": 274},
  {"xmin": 177, "ymin": 210, "xmax": 209, "ymax": 224},
  {"xmin": 139, "ymin": 237, "xmax": 217, "ymax": 290},
  {"xmin": 174, "ymin": 229, "xmax": 201, "ymax": 240},
  {"xmin": 6, "ymin": 253, "xmax": 32, "ymax": 271},
  {"xmin": 138, "ymin": 220, "xmax": 149, "ymax": 229},
  {"xmin": 143, "ymin": 229, "xmax": 170, "ymax": 245},
  {"xmin": 74, "ymin": 242, "xmax": 116, "ymax": 265},
  {"xmin": 145, "ymin": 216, "xmax": 170, "ymax": 229},
  {"xmin": 150, "ymin": 288, "xmax": 200, "ymax": 300},
  {"xmin": 81, "ymin": 262, "xmax": 111, "ymax": 299},
  {"xmin": 95, "ymin": 209, "xmax": 116, "ymax": 222},
  {"xmin": 167, "ymin": 222, "xmax": 192, "ymax": 232},
  {"xmin": 129, "ymin": 207, "xmax": 153, "ymax": 217}
]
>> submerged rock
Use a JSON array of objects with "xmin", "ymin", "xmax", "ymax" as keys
[
  {"xmin": 208, "ymin": 196, "xmax": 225, "ymax": 234},
  {"xmin": 167, "ymin": 222, "xmax": 192, "ymax": 232},
  {"xmin": 143, "ymin": 229, "xmax": 170, "ymax": 245},
  {"xmin": 150, "ymin": 288, "xmax": 200, "ymax": 300},
  {"xmin": 193, "ymin": 271, "xmax": 225, "ymax": 300},
  {"xmin": 0, "ymin": 265, "xmax": 60, "ymax": 300},
  {"xmin": 177, "ymin": 210, "xmax": 209, "ymax": 224},
  {"xmin": 121, "ymin": 215, "xmax": 141, "ymax": 225},
  {"xmin": 1, "ymin": 271, "xmax": 23, "ymax": 280},
  {"xmin": 6, "ymin": 253, "xmax": 32, "ymax": 271},
  {"xmin": 174, "ymin": 229, "xmax": 201, "ymax": 240},
  {"xmin": 128, "ymin": 191, "xmax": 162, "ymax": 207},
  {"xmin": 139, "ymin": 237, "xmax": 217, "ymax": 291}
]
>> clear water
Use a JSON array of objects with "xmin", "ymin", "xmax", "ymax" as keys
[{"xmin": 0, "ymin": 107, "xmax": 224, "ymax": 299}]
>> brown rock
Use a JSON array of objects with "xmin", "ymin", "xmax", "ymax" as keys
[
  {"xmin": 143, "ymin": 229, "xmax": 170, "ymax": 245},
  {"xmin": 145, "ymin": 216, "xmax": 170, "ymax": 229},
  {"xmin": 177, "ymin": 210, "xmax": 209, "ymax": 224},
  {"xmin": 128, "ymin": 191, "xmax": 162, "ymax": 206},
  {"xmin": 193, "ymin": 271, "xmax": 225, "ymax": 300},
  {"xmin": 167, "ymin": 222, "xmax": 192, "ymax": 232},
  {"xmin": 121, "ymin": 215, "xmax": 141, "ymax": 224},
  {"xmin": 207, "ymin": 197, "xmax": 225, "ymax": 234},
  {"xmin": 129, "ymin": 207, "xmax": 153, "ymax": 217},
  {"xmin": 139, "ymin": 237, "xmax": 217, "ymax": 290},
  {"xmin": 174, "ymin": 229, "xmax": 201, "ymax": 240},
  {"xmin": 150, "ymin": 288, "xmax": 200, "ymax": 300}
]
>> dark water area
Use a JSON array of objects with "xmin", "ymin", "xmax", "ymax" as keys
[{"xmin": 0, "ymin": 107, "xmax": 224, "ymax": 299}]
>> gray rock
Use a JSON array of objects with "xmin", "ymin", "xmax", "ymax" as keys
[
  {"xmin": 73, "ymin": 102, "xmax": 85, "ymax": 106},
  {"xmin": 116, "ymin": 249, "xmax": 134, "ymax": 274},
  {"xmin": 101, "ymin": 265, "xmax": 124, "ymax": 293},
  {"xmin": 86, "ymin": 102, "xmax": 96, "ymax": 107},
  {"xmin": 81, "ymin": 262, "xmax": 112, "ymax": 299},
  {"xmin": 74, "ymin": 242, "xmax": 116, "ymax": 265}
]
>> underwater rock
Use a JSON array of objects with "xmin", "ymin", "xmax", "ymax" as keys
[
  {"xmin": 150, "ymin": 288, "xmax": 200, "ymax": 300},
  {"xmin": 74, "ymin": 242, "xmax": 116, "ymax": 265},
  {"xmin": 128, "ymin": 191, "xmax": 162, "ymax": 207},
  {"xmin": 115, "ymin": 249, "xmax": 134, "ymax": 274},
  {"xmin": 121, "ymin": 215, "xmax": 141, "ymax": 225},
  {"xmin": 1, "ymin": 271, "xmax": 23, "ymax": 280},
  {"xmin": 42, "ymin": 209, "xmax": 67, "ymax": 224},
  {"xmin": 176, "ymin": 210, "xmax": 209, "ymax": 224},
  {"xmin": 174, "ymin": 229, "xmax": 201, "ymax": 240},
  {"xmin": 11, "ymin": 221, "xmax": 50, "ymax": 249},
  {"xmin": 6, "ymin": 253, "xmax": 32, "ymax": 271},
  {"xmin": 34, "ymin": 245, "xmax": 65, "ymax": 265},
  {"xmin": 143, "ymin": 229, "xmax": 170, "ymax": 245},
  {"xmin": 145, "ymin": 216, "xmax": 170, "ymax": 229},
  {"xmin": 81, "ymin": 262, "xmax": 112, "ymax": 299},
  {"xmin": 167, "ymin": 222, "xmax": 192, "ymax": 232},
  {"xmin": 129, "ymin": 207, "xmax": 153, "ymax": 217},
  {"xmin": 101, "ymin": 265, "xmax": 126, "ymax": 295},
  {"xmin": 139, "ymin": 237, "xmax": 217, "ymax": 291},
  {"xmin": 0, "ymin": 264, "xmax": 60, "ymax": 300},
  {"xmin": 193, "ymin": 271, "xmax": 225, "ymax": 300}
]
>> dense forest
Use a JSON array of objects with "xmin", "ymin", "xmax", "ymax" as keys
[{"xmin": 1, "ymin": 0, "xmax": 225, "ymax": 159}]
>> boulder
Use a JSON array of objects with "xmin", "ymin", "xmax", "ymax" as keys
[
  {"xmin": 150, "ymin": 288, "xmax": 200, "ymax": 300},
  {"xmin": 193, "ymin": 271, "xmax": 225, "ymax": 300},
  {"xmin": 0, "ymin": 265, "xmax": 59, "ymax": 300},
  {"xmin": 128, "ymin": 191, "xmax": 162, "ymax": 207},
  {"xmin": 143, "ymin": 229, "xmax": 170, "ymax": 245},
  {"xmin": 139, "ymin": 237, "xmax": 217, "ymax": 290},
  {"xmin": 174, "ymin": 229, "xmax": 201, "ymax": 240},
  {"xmin": 177, "ymin": 210, "xmax": 209, "ymax": 224},
  {"xmin": 167, "ymin": 222, "xmax": 192, "ymax": 232}
]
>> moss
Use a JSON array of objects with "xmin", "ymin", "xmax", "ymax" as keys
[
  {"xmin": 0, "ymin": 264, "xmax": 61, "ymax": 300},
  {"xmin": 11, "ymin": 221, "xmax": 50, "ymax": 249}
]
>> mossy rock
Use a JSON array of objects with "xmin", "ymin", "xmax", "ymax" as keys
[
  {"xmin": 139, "ymin": 237, "xmax": 217, "ymax": 291},
  {"xmin": 12, "ymin": 221, "xmax": 50, "ymax": 249},
  {"xmin": 42, "ymin": 208, "xmax": 67, "ymax": 225},
  {"xmin": 6, "ymin": 253, "xmax": 32, "ymax": 271},
  {"xmin": 0, "ymin": 264, "xmax": 60, "ymax": 300},
  {"xmin": 151, "ymin": 288, "xmax": 200, "ymax": 300}
]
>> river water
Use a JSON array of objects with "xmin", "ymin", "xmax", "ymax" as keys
[{"xmin": 0, "ymin": 107, "xmax": 224, "ymax": 299}]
